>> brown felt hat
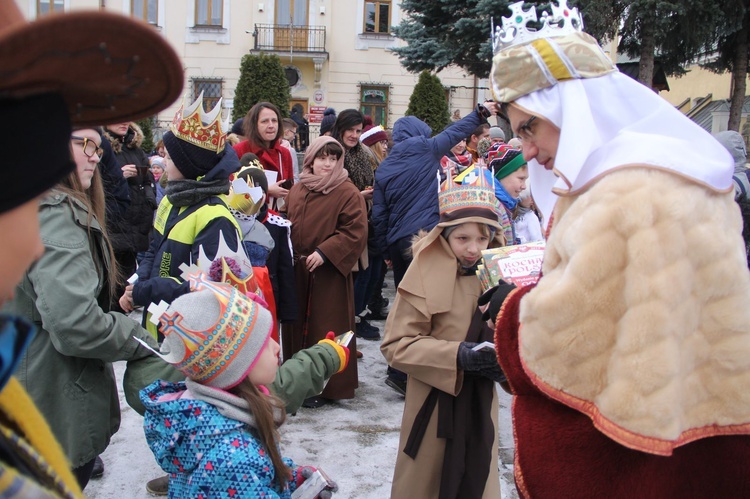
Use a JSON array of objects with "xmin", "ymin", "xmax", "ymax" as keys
[{"xmin": 0, "ymin": 0, "xmax": 184, "ymax": 126}]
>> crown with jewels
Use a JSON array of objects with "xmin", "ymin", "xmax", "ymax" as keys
[
  {"xmin": 438, "ymin": 164, "xmax": 501, "ymax": 226},
  {"xmin": 169, "ymin": 92, "xmax": 226, "ymax": 153},
  {"xmin": 490, "ymin": 0, "xmax": 616, "ymax": 103}
]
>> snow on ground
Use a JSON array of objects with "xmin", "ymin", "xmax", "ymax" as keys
[{"xmin": 85, "ymin": 271, "xmax": 518, "ymax": 498}]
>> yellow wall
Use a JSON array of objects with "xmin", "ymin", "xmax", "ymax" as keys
[{"xmin": 660, "ymin": 64, "xmax": 742, "ymax": 107}]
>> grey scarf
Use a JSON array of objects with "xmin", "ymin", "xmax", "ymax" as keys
[
  {"xmin": 185, "ymin": 378, "xmax": 284, "ymax": 428},
  {"xmin": 165, "ymin": 178, "xmax": 230, "ymax": 207}
]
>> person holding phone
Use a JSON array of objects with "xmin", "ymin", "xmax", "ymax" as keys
[{"xmin": 102, "ymin": 121, "xmax": 157, "ymax": 310}]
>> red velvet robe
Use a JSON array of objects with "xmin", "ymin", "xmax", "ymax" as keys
[{"xmin": 495, "ymin": 285, "xmax": 750, "ymax": 498}]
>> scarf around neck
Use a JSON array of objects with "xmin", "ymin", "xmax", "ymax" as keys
[
  {"xmin": 185, "ymin": 378, "xmax": 284, "ymax": 428},
  {"xmin": 165, "ymin": 177, "xmax": 230, "ymax": 207},
  {"xmin": 299, "ymin": 136, "xmax": 350, "ymax": 194}
]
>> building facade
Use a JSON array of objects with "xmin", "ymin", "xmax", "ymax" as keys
[{"xmin": 20, "ymin": 0, "xmax": 492, "ymax": 137}]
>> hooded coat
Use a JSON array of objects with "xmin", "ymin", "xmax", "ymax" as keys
[
  {"xmin": 141, "ymin": 380, "xmax": 302, "ymax": 499},
  {"xmin": 5, "ymin": 190, "xmax": 157, "ymax": 468},
  {"xmin": 132, "ymin": 147, "xmax": 245, "ymax": 336},
  {"xmin": 715, "ymin": 130, "xmax": 750, "ymax": 200},
  {"xmin": 381, "ymin": 228, "xmax": 501, "ymax": 499},
  {"xmin": 372, "ymin": 110, "xmax": 485, "ymax": 256}
]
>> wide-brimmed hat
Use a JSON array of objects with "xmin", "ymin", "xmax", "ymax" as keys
[{"xmin": 0, "ymin": 0, "xmax": 184, "ymax": 126}]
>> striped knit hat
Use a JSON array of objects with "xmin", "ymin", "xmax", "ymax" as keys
[{"xmin": 149, "ymin": 272, "xmax": 273, "ymax": 389}]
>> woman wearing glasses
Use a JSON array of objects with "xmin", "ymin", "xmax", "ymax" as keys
[{"xmin": 4, "ymin": 128, "xmax": 159, "ymax": 490}]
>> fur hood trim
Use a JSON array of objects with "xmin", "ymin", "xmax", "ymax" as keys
[{"xmin": 103, "ymin": 121, "xmax": 144, "ymax": 153}]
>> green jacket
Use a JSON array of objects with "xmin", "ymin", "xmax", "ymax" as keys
[
  {"xmin": 4, "ymin": 190, "xmax": 157, "ymax": 468},
  {"xmin": 124, "ymin": 342, "xmax": 342, "ymax": 416}
]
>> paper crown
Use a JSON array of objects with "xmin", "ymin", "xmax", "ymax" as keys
[
  {"xmin": 169, "ymin": 92, "xmax": 227, "ymax": 153},
  {"xmin": 142, "ymin": 271, "xmax": 273, "ymax": 389},
  {"xmin": 490, "ymin": 0, "xmax": 616, "ymax": 103},
  {"xmin": 227, "ymin": 165, "xmax": 266, "ymax": 216},
  {"xmin": 438, "ymin": 165, "xmax": 501, "ymax": 224}
]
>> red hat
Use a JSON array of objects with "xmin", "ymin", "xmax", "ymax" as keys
[{"xmin": 361, "ymin": 117, "xmax": 388, "ymax": 147}]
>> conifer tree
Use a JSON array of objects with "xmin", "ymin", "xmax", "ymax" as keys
[
  {"xmin": 136, "ymin": 117, "xmax": 155, "ymax": 155},
  {"xmin": 232, "ymin": 53, "xmax": 291, "ymax": 122},
  {"xmin": 405, "ymin": 71, "xmax": 451, "ymax": 135}
]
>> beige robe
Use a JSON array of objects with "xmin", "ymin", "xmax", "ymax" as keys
[{"xmin": 381, "ymin": 233, "xmax": 500, "ymax": 499}]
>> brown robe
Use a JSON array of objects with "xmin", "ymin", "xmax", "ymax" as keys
[
  {"xmin": 381, "ymin": 231, "xmax": 501, "ymax": 499},
  {"xmin": 286, "ymin": 179, "xmax": 368, "ymax": 399}
]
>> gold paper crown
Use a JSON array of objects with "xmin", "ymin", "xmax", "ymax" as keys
[
  {"xmin": 439, "ymin": 165, "xmax": 501, "ymax": 223},
  {"xmin": 227, "ymin": 165, "xmax": 265, "ymax": 216},
  {"xmin": 169, "ymin": 92, "xmax": 227, "ymax": 153},
  {"xmin": 490, "ymin": 1, "xmax": 616, "ymax": 103}
]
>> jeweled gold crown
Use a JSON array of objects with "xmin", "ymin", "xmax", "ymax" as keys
[
  {"xmin": 439, "ymin": 165, "xmax": 501, "ymax": 222},
  {"xmin": 490, "ymin": 1, "xmax": 616, "ymax": 103},
  {"xmin": 169, "ymin": 92, "xmax": 226, "ymax": 153}
]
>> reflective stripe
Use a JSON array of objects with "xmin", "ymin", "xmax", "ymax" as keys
[{"xmin": 169, "ymin": 204, "xmax": 241, "ymax": 244}]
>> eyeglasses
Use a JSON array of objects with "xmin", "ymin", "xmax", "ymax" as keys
[
  {"xmin": 71, "ymin": 135, "xmax": 104, "ymax": 158},
  {"xmin": 515, "ymin": 116, "xmax": 538, "ymax": 143}
]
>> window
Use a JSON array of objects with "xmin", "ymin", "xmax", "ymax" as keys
[
  {"xmin": 37, "ymin": 0, "xmax": 64, "ymax": 15},
  {"xmin": 132, "ymin": 0, "xmax": 158, "ymax": 25},
  {"xmin": 192, "ymin": 78, "xmax": 223, "ymax": 111},
  {"xmin": 364, "ymin": 0, "xmax": 391, "ymax": 34},
  {"xmin": 360, "ymin": 84, "xmax": 389, "ymax": 128},
  {"xmin": 195, "ymin": 0, "xmax": 223, "ymax": 26}
]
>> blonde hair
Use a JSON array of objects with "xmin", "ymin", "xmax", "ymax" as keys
[{"xmin": 367, "ymin": 141, "xmax": 387, "ymax": 164}]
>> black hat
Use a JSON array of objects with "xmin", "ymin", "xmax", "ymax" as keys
[
  {"xmin": 231, "ymin": 119, "xmax": 244, "ymax": 136},
  {"xmin": 163, "ymin": 130, "xmax": 224, "ymax": 180},
  {"xmin": 319, "ymin": 108, "xmax": 337, "ymax": 136}
]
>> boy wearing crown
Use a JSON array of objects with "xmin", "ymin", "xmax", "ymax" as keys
[
  {"xmin": 488, "ymin": 1, "xmax": 750, "ymax": 497},
  {"xmin": 380, "ymin": 171, "xmax": 506, "ymax": 498},
  {"xmin": 119, "ymin": 96, "xmax": 247, "ymax": 338}
]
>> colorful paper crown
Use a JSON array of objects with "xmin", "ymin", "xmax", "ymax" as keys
[
  {"xmin": 490, "ymin": 0, "xmax": 616, "ymax": 103},
  {"xmin": 145, "ymin": 271, "xmax": 273, "ymax": 389},
  {"xmin": 169, "ymin": 92, "xmax": 226, "ymax": 153},
  {"xmin": 438, "ymin": 165, "xmax": 501, "ymax": 224}
]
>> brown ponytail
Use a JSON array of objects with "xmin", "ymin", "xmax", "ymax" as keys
[{"xmin": 229, "ymin": 379, "xmax": 291, "ymax": 491}]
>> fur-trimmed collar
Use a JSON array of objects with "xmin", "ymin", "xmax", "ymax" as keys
[{"xmin": 103, "ymin": 121, "xmax": 144, "ymax": 154}]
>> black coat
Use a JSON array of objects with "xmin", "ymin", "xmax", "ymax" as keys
[{"xmin": 104, "ymin": 127, "xmax": 157, "ymax": 253}]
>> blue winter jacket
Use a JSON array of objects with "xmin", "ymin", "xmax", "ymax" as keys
[
  {"xmin": 371, "ymin": 111, "xmax": 486, "ymax": 256},
  {"xmin": 142, "ymin": 380, "xmax": 300, "ymax": 499}
]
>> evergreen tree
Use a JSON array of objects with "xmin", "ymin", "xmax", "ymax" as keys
[
  {"xmin": 232, "ymin": 53, "xmax": 291, "ymax": 122},
  {"xmin": 701, "ymin": 1, "xmax": 748, "ymax": 131},
  {"xmin": 405, "ymin": 71, "xmax": 451, "ymax": 135},
  {"xmin": 136, "ymin": 117, "xmax": 155, "ymax": 155}
]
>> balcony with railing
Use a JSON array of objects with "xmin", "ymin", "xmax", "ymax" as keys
[{"xmin": 251, "ymin": 24, "xmax": 327, "ymax": 57}]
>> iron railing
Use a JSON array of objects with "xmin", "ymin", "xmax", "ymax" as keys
[{"xmin": 252, "ymin": 24, "xmax": 327, "ymax": 53}]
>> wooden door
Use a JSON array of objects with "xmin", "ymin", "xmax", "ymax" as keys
[{"xmin": 275, "ymin": 0, "xmax": 309, "ymax": 51}]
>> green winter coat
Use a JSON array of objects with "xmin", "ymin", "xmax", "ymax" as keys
[
  {"xmin": 4, "ymin": 190, "xmax": 157, "ymax": 468},
  {"xmin": 124, "ymin": 342, "xmax": 343, "ymax": 416}
]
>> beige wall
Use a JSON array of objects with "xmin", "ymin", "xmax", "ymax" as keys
[{"xmin": 17, "ymin": 0, "xmax": 494, "ymax": 133}]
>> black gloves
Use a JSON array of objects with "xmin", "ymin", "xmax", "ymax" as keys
[
  {"xmin": 478, "ymin": 281, "xmax": 516, "ymax": 322},
  {"xmin": 457, "ymin": 342, "xmax": 506, "ymax": 384}
]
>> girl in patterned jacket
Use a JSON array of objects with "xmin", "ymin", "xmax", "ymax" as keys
[{"xmin": 140, "ymin": 273, "xmax": 342, "ymax": 498}]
